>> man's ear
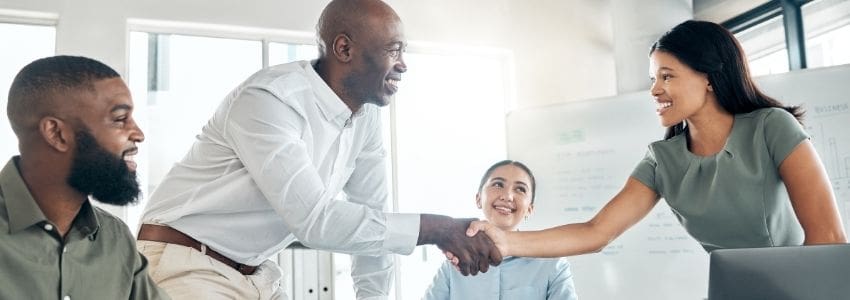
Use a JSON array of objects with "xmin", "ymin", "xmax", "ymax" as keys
[
  {"xmin": 475, "ymin": 193, "xmax": 483, "ymax": 209},
  {"xmin": 332, "ymin": 33, "xmax": 354, "ymax": 63},
  {"xmin": 39, "ymin": 117, "xmax": 73, "ymax": 153}
]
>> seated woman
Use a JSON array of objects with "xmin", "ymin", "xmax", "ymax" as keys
[{"xmin": 423, "ymin": 160, "xmax": 578, "ymax": 300}]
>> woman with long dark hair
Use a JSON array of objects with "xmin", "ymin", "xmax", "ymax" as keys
[{"xmin": 461, "ymin": 20, "xmax": 846, "ymax": 259}]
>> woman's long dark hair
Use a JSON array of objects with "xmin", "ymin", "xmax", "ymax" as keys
[{"xmin": 649, "ymin": 20, "xmax": 804, "ymax": 139}]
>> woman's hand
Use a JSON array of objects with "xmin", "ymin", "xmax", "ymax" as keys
[
  {"xmin": 466, "ymin": 220, "xmax": 508, "ymax": 256},
  {"xmin": 445, "ymin": 220, "xmax": 509, "ymax": 271}
]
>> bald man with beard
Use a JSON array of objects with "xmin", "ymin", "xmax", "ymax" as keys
[
  {"xmin": 0, "ymin": 55, "xmax": 168, "ymax": 299},
  {"xmin": 136, "ymin": 0, "xmax": 501, "ymax": 299}
]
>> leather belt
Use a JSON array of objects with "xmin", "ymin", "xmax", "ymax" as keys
[{"xmin": 137, "ymin": 224, "xmax": 258, "ymax": 275}]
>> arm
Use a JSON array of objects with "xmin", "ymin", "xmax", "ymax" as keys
[
  {"xmin": 547, "ymin": 259, "xmax": 577, "ymax": 300},
  {"xmin": 227, "ymin": 88, "xmax": 497, "ymax": 275},
  {"xmin": 779, "ymin": 140, "xmax": 847, "ymax": 244},
  {"xmin": 342, "ymin": 111, "xmax": 395, "ymax": 299},
  {"xmin": 470, "ymin": 177, "xmax": 659, "ymax": 257},
  {"xmin": 225, "ymin": 88, "xmax": 416, "ymax": 255},
  {"xmin": 422, "ymin": 262, "xmax": 453, "ymax": 300}
]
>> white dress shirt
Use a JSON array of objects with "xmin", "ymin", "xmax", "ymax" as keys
[{"xmin": 141, "ymin": 60, "xmax": 420, "ymax": 298}]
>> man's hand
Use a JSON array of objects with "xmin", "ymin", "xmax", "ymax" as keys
[
  {"xmin": 445, "ymin": 220, "xmax": 509, "ymax": 271},
  {"xmin": 418, "ymin": 214, "xmax": 502, "ymax": 276}
]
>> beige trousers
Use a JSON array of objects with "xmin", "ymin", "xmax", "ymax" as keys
[{"xmin": 138, "ymin": 240, "xmax": 287, "ymax": 300}]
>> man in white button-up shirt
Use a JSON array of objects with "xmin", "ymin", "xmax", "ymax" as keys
[{"xmin": 136, "ymin": 0, "xmax": 501, "ymax": 299}]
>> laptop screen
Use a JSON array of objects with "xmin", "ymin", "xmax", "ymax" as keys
[{"xmin": 708, "ymin": 244, "xmax": 850, "ymax": 300}]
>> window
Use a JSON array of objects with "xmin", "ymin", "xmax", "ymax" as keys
[
  {"xmin": 0, "ymin": 22, "xmax": 55, "ymax": 161},
  {"xmin": 728, "ymin": 0, "xmax": 850, "ymax": 76},
  {"xmin": 268, "ymin": 42, "xmax": 318, "ymax": 65},
  {"xmin": 803, "ymin": 0, "xmax": 850, "ymax": 68},
  {"xmin": 391, "ymin": 51, "xmax": 510, "ymax": 299},
  {"xmin": 127, "ymin": 32, "xmax": 262, "ymax": 231},
  {"xmin": 736, "ymin": 15, "xmax": 789, "ymax": 76}
]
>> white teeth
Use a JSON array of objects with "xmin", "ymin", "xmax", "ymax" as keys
[
  {"xmin": 494, "ymin": 206, "xmax": 513, "ymax": 213},
  {"xmin": 656, "ymin": 102, "xmax": 672, "ymax": 109}
]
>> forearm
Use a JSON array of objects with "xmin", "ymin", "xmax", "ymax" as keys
[
  {"xmin": 802, "ymin": 215, "xmax": 847, "ymax": 245},
  {"xmin": 350, "ymin": 254, "xmax": 393, "ymax": 299},
  {"xmin": 505, "ymin": 222, "xmax": 611, "ymax": 258}
]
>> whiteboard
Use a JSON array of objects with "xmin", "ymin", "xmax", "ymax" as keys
[{"xmin": 506, "ymin": 64, "xmax": 850, "ymax": 300}]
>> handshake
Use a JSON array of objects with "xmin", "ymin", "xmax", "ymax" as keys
[{"xmin": 418, "ymin": 214, "xmax": 506, "ymax": 276}]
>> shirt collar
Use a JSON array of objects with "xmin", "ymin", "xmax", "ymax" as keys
[
  {"xmin": 73, "ymin": 200, "xmax": 100, "ymax": 239},
  {"xmin": 303, "ymin": 60, "xmax": 364, "ymax": 128},
  {"xmin": 1, "ymin": 156, "xmax": 100, "ymax": 238},
  {"xmin": 1, "ymin": 157, "xmax": 48, "ymax": 234}
]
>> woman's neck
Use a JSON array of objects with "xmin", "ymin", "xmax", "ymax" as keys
[{"xmin": 686, "ymin": 107, "xmax": 734, "ymax": 156}]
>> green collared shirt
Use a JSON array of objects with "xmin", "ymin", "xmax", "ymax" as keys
[{"xmin": 0, "ymin": 157, "xmax": 169, "ymax": 300}]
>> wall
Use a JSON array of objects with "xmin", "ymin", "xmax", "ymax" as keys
[
  {"xmin": 0, "ymin": 0, "xmax": 619, "ymax": 109},
  {"xmin": 0, "ymin": 0, "xmax": 695, "ymax": 219}
]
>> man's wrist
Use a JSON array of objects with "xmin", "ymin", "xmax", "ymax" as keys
[{"xmin": 417, "ymin": 214, "xmax": 452, "ymax": 245}]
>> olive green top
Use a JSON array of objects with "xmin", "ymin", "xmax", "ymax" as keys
[
  {"xmin": 0, "ymin": 157, "xmax": 169, "ymax": 300},
  {"xmin": 631, "ymin": 108, "xmax": 809, "ymax": 252}
]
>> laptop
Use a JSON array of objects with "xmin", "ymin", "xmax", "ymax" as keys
[{"xmin": 708, "ymin": 244, "xmax": 850, "ymax": 300}]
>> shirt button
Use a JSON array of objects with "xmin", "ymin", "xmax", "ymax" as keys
[
  {"xmin": 63, "ymin": 296, "xmax": 71, "ymax": 300},
  {"xmin": 63, "ymin": 246, "xmax": 68, "ymax": 253},
  {"xmin": 44, "ymin": 224, "xmax": 54, "ymax": 231}
]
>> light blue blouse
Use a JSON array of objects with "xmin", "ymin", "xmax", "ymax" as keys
[{"xmin": 422, "ymin": 256, "xmax": 578, "ymax": 300}]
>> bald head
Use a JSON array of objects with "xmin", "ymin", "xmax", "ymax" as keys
[
  {"xmin": 316, "ymin": 0, "xmax": 401, "ymax": 58},
  {"xmin": 7, "ymin": 56, "xmax": 120, "ymax": 139}
]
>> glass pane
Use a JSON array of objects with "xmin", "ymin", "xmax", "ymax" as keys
[
  {"xmin": 0, "ymin": 23, "xmax": 55, "ymax": 161},
  {"xmin": 735, "ymin": 15, "xmax": 789, "ymax": 76},
  {"xmin": 694, "ymin": 0, "xmax": 771, "ymax": 24},
  {"xmin": 127, "ymin": 32, "xmax": 262, "ymax": 230},
  {"xmin": 393, "ymin": 52, "xmax": 509, "ymax": 299},
  {"xmin": 269, "ymin": 42, "xmax": 319, "ymax": 65},
  {"xmin": 803, "ymin": 0, "xmax": 850, "ymax": 68}
]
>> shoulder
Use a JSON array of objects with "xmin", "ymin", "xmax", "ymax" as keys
[
  {"xmin": 737, "ymin": 107, "xmax": 797, "ymax": 125},
  {"xmin": 230, "ymin": 61, "xmax": 318, "ymax": 117},
  {"xmin": 246, "ymin": 61, "xmax": 316, "ymax": 98},
  {"xmin": 646, "ymin": 133, "xmax": 686, "ymax": 157},
  {"xmin": 514, "ymin": 257, "xmax": 571, "ymax": 270},
  {"xmin": 359, "ymin": 105, "xmax": 382, "ymax": 126},
  {"xmin": 547, "ymin": 257, "xmax": 572, "ymax": 271},
  {"xmin": 92, "ymin": 206, "xmax": 135, "ymax": 241},
  {"xmin": 734, "ymin": 107, "xmax": 804, "ymax": 140}
]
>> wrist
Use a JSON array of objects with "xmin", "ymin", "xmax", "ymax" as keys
[
  {"xmin": 502, "ymin": 230, "xmax": 515, "ymax": 257},
  {"xmin": 417, "ymin": 214, "xmax": 452, "ymax": 245}
]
